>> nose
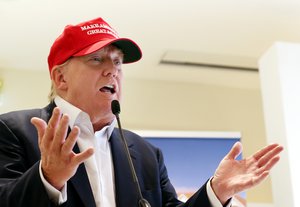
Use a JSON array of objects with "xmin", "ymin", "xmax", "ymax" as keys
[{"xmin": 102, "ymin": 61, "xmax": 119, "ymax": 77}]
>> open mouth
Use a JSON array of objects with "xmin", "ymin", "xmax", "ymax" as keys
[{"xmin": 99, "ymin": 84, "xmax": 116, "ymax": 94}]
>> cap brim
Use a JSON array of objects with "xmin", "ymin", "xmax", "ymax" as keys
[{"xmin": 73, "ymin": 38, "xmax": 142, "ymax": 63}]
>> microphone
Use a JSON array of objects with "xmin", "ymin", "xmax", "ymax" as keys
[{"xmin": 111, "ymin": 100, "xmax": 151, "ymax": 207}]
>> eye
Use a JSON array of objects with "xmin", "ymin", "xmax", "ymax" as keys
[
  {"xmin": 113, "ymin": 58, "xmax": 123, "ymax": 66},
  {"xmin": 91, "ymin": 56, "xmax": 102, "ymax": 62},
  {"xmin": 114, "ymin": 60, "xmax": 121, "ymax": 66}
]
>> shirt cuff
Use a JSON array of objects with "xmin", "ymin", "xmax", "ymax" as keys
[
  {"xmin": 206, "ymin": 177, "xmax": 232, "ymax": 207},
  {"xmin": 39, "ymin": 161, "xmax": 67, "ymax": 205}
]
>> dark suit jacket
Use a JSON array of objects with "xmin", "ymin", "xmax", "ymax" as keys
[{"xmin": 0, "ymin": 103, "xmax": 212, "ymax": 207}]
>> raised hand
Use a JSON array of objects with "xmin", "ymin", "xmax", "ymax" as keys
[
  {"xmin": 211, "ymin": 142, "xmax": 283, "ymax": 205},
  {"xmin": 31, "ymin": 107, "xmax": 94, "ymax": 190}
]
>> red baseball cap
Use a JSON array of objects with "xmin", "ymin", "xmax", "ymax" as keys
[{"xmin": 47, "ymin": 17, "xmax": 142, "ymax": 73}]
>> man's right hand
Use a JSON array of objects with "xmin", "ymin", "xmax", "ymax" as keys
[{"xmin": 31, "ymin": 107, "xmax": 94, "ymax": 190}]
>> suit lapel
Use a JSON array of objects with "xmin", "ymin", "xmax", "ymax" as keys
[
  {"xmin": 69, "ymin": 144, "xmax": 96, "ymax": 207},
  {"xmin": 41, "ymin": 102, "xmax": 55, "ymax": 122},
  {"xmin": 110, "ymin": 129, "xmax": 139, "ymax": 207}
]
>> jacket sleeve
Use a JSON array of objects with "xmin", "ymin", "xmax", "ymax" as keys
[{"xmin": 0, "ymin": 118, "xmax": 54, "ymax": 207}]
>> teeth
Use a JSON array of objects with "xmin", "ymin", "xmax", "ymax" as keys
[
  {"xmin": 105, "ymin": 85, "xmax": 114, "ymax": 89},
  {"xmin": 100, "ymin": 84, "xmax": 116, "ymax": 94}
]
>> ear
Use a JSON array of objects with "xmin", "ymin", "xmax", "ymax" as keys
[{"xmin": 51, "ymin": 67, "xmax": 68, "ymax": 91}]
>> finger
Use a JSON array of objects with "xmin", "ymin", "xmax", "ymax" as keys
[
  {"xmin": 61, "ymin": 126, "xmax": 80, "ymax": 155},
  {"xmin": 257, "ymin": 145, "xmax": 283, "ymax": 167},
  {"xmin": 72, "ymin": 148, "xmax": 94, "ymax": 165},
  {"xmin": 250, "ymin": 171, "xmax": 269, "ymax": 188},
  {"xmin": 225, "ymin": 141, "xmax": 243, "ymax": 160},
  {"xmin": 31, "ymin": 117, "xmax": 47, "ymax": 147},
  {"xmin": 43, "ymin": 107, "xmax": 62, "ymax": 147},
  {"xmin": 253, "ymin": 143, "xmax": 280, "ymax": 161},
  {"xmin": 256, "ymin": 156, "xmax": 281, "ymax": 175},
  {"xmin": 239, "ymin": 170, "xmax": 270, "ymax": 192},
  {"xmin": 52, "ymin": 114, "xmax": 70, "ymax": 151}
]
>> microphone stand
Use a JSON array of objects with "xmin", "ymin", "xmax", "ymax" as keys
[{"xmin": 111, "ymin": 100, "xmax": 151, "ymax": 207}]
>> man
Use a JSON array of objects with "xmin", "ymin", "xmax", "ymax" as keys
[{"xmin": 0, "ymin": 17, "xmax": 283, "ymax": 207}]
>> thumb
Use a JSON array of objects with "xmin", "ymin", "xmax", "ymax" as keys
[{"xmin": 225, "ymin": 141, "xmax": 243, "ymax": 160}]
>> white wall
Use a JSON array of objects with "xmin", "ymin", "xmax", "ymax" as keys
[
  {"xmin": 259, "ymin": 42, "xmax": 300, "ymax": 207},
  {"xmin": 0, "ymin": 69, "xmax": 50, "ymax": 113}
]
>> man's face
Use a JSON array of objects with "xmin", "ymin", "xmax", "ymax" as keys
[{"xmin": 58, "ymin": 45, "xmax": 124, "ymax": 127}]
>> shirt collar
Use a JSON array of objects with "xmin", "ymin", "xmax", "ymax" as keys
[{"xmin": 54, "ymin": 96, "xmax": 116, "ymax": 139}]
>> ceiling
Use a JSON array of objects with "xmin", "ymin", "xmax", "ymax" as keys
[{"xmin": 1, "ymin": 0, "xmax": 300, "ymax": 89}]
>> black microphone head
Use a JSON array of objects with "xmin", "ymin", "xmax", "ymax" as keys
[{"xmin": 111, "ymin": 100, "xmax": 121, "ymax": 115}]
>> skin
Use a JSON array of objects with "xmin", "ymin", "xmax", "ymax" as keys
[
  {"xmin": 52, "ymin": 45, "xmax": 124, "ymax": 131},
  {"xmin": 30, "ymin": 44, "xmax": 283, "ymax": 205},
  {"xmin": 211, "ymin": 142, "xmax": 283, "ymax": 204}
]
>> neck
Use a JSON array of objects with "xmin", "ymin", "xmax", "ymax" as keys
[{"xmin": 91, "ymin": 117, "xmax": 114, "ymax": 132}]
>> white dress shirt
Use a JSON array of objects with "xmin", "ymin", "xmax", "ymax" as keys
[
  {"xmin": 39, "ymin": 96, "xmax": 230, "ymax": 207},
  {"xmin": 40, "ymin": 96, "xmax": 116, "ymax": 207}
]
